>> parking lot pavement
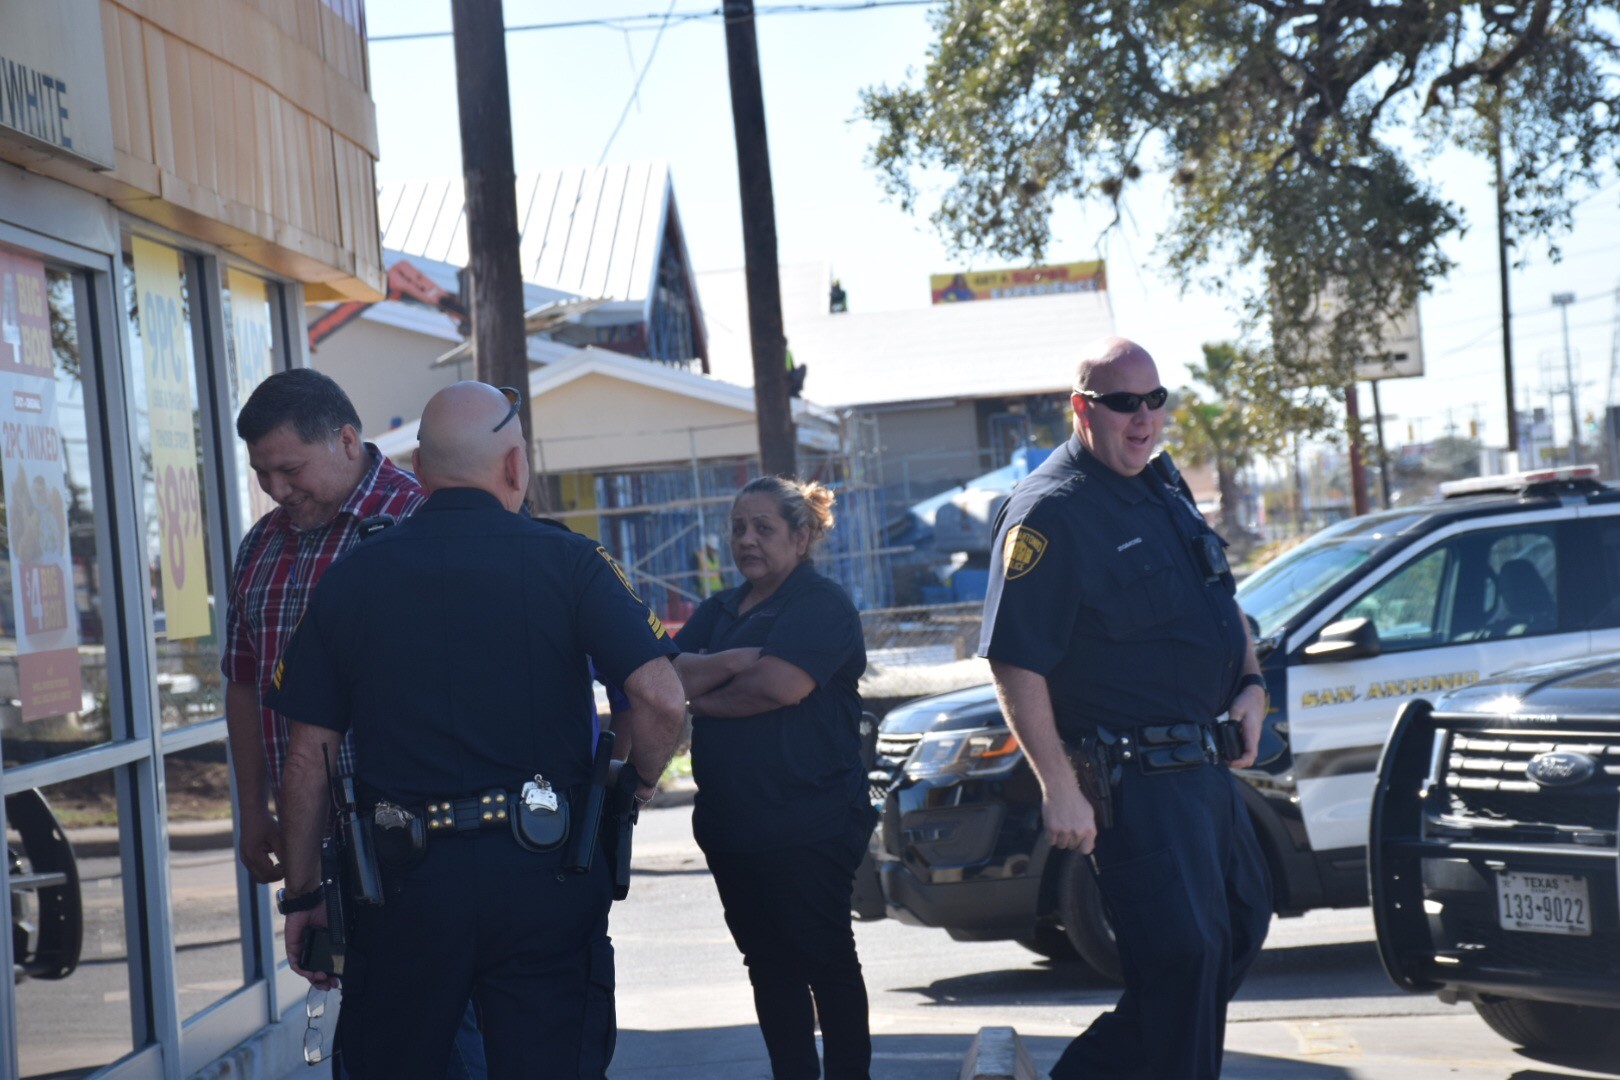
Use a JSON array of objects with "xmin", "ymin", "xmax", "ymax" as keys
[
  {"xmin": 267, "ymin": 803, "xmax": 1617, "ymax": 1079},
  {"xmin": 610, "ymin": 804, "xmax": 1620, "ymax": 1079}
]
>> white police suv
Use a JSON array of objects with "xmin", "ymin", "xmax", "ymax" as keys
[{"xmin": 875, "ymin": 465, "xmax": 1620, "ymax": 979}]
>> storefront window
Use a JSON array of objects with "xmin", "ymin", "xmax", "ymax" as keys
[
  {"xmin": 9, "ymin": 773, "xmax": 136, "ymax": 1076},
  {"xmin": 221, "ymin": 269, "xmax": 282, "ymax": 536},
  {"xmin": 123, "ymin": 238, "xmax": 221, "ymax": 729},
  {"xmin": 164, "ymin": 746, "xmax": 245, "ymax": 1018},
  {"xmin": 0, "ymin": 246, "xmax": 113, "ymax": 769}
]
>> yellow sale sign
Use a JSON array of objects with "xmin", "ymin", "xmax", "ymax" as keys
[
  {"xmin": 132, "ymin": 237, "xmax": 210, "ymax": 639},
  {"xmin": 227, "ymin": 269, "xmax": 277, "ymax": 525}
]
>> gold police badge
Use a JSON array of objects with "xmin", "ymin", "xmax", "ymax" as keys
[{"xmin": 1003, "ymin": 525, "xmax": 1048, "ymax": 580}]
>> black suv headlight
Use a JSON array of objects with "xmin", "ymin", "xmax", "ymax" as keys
[{"xmin": 903, "ymin": 726, "xmax": 1022, "ymax": 780}]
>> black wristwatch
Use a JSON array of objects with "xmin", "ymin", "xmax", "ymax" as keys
[
  {"xmin": 1236, "ymin": 672, "xmax": 1267, "ymax": 697},
  {"xmin": 276, "ymin": 884, "xmax": 324, "ymax": 915}
]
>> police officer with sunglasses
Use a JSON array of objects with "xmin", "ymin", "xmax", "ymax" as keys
[
  {"xmin": 268, "ymin": 382, "xmax": 687, "ymax": 1078},
  {"xmin": 979, "ymin": 338, "xmax": 1273, "ymax": 1079}
]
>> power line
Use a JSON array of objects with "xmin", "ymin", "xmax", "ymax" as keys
[
  {"xmin": 369, "ymin": 1, "xmax": 937, "ymax": 41},
  {"xmin": 597, "ymin": 0, "xmax": 681, "ymax": 165}
]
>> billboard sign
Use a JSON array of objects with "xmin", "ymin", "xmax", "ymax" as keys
[{"xmin": 931, "ymin": 260, "xmax": 1106, "ymax": 305}]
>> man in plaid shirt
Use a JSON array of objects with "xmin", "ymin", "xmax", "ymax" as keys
[{"xmin": 222, "ymin": 369, "xmax": 425, "ymax": 885}]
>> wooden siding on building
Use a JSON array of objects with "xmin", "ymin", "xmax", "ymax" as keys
[{"xmin": 0, "ymin": 0, "xmax": 383, "ymax": 299}]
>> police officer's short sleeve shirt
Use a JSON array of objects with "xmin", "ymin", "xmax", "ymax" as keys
[
  {"xmin": 978, "ymin": 437, "xmax": 1248, "ymax": 741},
  {"xmin": 265, "ymin": 488, "xmax": 676, "ymax": 803}
]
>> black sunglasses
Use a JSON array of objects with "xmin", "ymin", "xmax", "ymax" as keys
[
  {"xmin": 492, "ymin": 386, "xmax": 522, "ymax": 432},
  {"xmin": 1076, "ymin": 386, "xmax": 1169, "ymax": 414}
]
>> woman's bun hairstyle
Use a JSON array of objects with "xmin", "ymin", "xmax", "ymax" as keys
[{"xmin": 735, "ymin": 475, "xmax": 836, "ymax": 550}]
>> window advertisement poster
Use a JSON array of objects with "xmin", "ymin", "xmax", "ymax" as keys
[
  {"xmin": 132, "ymin": 237, "xmax": 209, "ymax": 640},
  {"xmin": 226, "ymin": 268, "xmax": 276, "ymax": 524},
  {"xmin": 0, "ymin": 248, "xmax": 83, "ymax": 719}
]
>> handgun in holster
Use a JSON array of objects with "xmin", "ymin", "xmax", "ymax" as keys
[
  {"xmin": 1069, "ymin": 728, "xmax": 1123, "ymax": 831},
  {"xmin": 601, "ymin": 764, "xmax": 643, "ymax": 901}
]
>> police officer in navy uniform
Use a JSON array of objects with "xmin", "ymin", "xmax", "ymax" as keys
[
  {"xmin": 269, "ymin": 382, "xmax": 687, "ymax": 1079},
  {"xmin": 980, "ymin": 338, "xmax": 1272, "ymax": 1079}
]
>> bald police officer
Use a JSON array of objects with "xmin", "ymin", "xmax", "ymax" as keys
[
  {"xmin": 980, "ymin": 338, "xmax": 1272, "ymax": 1079},
  {"xmin": 271, "ymin": 382, "xmax": 686, "ymax": 1078}
]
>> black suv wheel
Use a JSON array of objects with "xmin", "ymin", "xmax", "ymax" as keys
[
  {"xmin": 1054, "ymin": 852, "xmax": 1122, "ymax": 983},
  {"xmin": 1472, "ymin": 997, "xmax": 1620, "ymax": 1056}
]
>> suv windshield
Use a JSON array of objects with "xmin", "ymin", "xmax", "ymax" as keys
[{"xmin": 1237, "ymin": 513, "xmax": 1426, "ymax": 639}]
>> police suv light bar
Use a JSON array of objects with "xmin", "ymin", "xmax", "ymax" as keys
[{"xmin": 1438, "ymin": 464, "xmax": 1601, "ymax": 498}]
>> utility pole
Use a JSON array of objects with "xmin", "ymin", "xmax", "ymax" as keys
[
  {"xmin": 451, "ymin": 1, "xmax": 533, "ymax": 461},
  {"xmin": 722, "ymin": 0, "xmax": 796, "ymax": 477},
  {"xmin": 1370, "ymin": 380, "xmax": 1393, "ymax": 509},
  {"xmin": 1345, "ymin": 383, "xmax": 1370, "ymax": 516},
  {"xmin": 1553, "ymin": 291, "xmax": 1580, "ymax": 464},
  {"xmin": 1494, "ymin": 114, "xmax": 1519, "ymax": 461}
]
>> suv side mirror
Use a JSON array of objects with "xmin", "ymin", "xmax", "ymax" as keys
[{"xmin": 1303, "ymin": 616, "xmax": 1382, "ymax": 662}]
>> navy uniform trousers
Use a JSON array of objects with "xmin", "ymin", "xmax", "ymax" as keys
[
  {"xmin": 1051, "ymin": 760, "xmax": 1272, "ymax": 1080},
  {"xmin": 333, "ymin": 830, "xmax": 616, "ymax": 1079}
]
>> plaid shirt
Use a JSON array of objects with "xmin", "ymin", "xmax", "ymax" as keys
[{"xmin": 222, "ymin": 446, "xmax": 425, "ymax": 791}]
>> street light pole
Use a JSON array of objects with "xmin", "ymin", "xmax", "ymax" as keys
[{"xmin": 1553, "ymin": 292, "xmax": 1579, "ymax": 464}]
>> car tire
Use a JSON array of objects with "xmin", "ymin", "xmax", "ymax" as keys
[
  {"xmin": 1473, "ymin": 997, "xmax": 1620, "ymax": 1054},
  {"xmin": 1055, "ymin": 852, "xmax": 1122, "ymax": 984},
  {"xmin": 1017, "ymin": 922, "xmax": 1081, "ymax": 963}
]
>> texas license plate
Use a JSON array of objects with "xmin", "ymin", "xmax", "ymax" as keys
[{"xmin": 1496, "ymin": 871, "xmax": 1591, "ymax": 936}]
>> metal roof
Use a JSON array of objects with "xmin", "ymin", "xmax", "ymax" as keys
[
  {"xmin": 377, "ymin": 162, "xmax": 674, "ymax": 306},
  {"xmin": 698, "ymin": 262, "xmax": 1116, "ymax": 409}
]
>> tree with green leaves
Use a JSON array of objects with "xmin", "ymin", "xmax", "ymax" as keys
[
  {"xmin": 1165, "ymin": 342, "xmax": 1332, "ymax": 542},
  {"xmin": 863, "ymin": 1, "xmax": 1617, "ymax": 419}
]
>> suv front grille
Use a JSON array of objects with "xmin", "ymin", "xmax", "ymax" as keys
[
  {"xmin": 871, "ymin": 731, "xmax": 922, "ymax": 800},
  {"xmin": 1444, "ymin": 731, "xmax": 1620, "ymax": 832},
  {"xmin": 1452, "ymin": 917, "xmax": 1620, "ymax": 976}
]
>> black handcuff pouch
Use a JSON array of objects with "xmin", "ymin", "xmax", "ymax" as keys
[{"xmin": 512, "ymin": 792, "xmax": 570, "ymax": 853}]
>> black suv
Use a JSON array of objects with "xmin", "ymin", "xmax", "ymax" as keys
[
  {"xmin": 873, "ymin": 466, "xmax": 1620, "ymax": 981},
  {"xmin": 1371, "ymin": 653, "xmax": 1620, "ymax": 1056}
]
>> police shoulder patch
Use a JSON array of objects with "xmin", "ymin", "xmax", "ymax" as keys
[
  {"xmin": 596, "ymin": 545, "xmax": 643, "ymax": 600},
  {"xmin": 1003, "ymin": 525, "xmax": 1048, "ymax": 580}
]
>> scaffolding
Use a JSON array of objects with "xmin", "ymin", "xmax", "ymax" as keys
[{"xmin": 538, "ymin": 414, "xmax": 895, "ymax": 625}]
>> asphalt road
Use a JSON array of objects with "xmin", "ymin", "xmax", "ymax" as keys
[
  {"xmin": 16, "ymin": 808, "xmax": 1618, "ymax": 1079},
  {"xmin": 609, "ymin": 803, "xmax": 1620, "ymax": 1080}
]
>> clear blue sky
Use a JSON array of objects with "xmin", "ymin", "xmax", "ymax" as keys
[{"xmin": 365, "ymin": 1, "xmax": 1620, "ymax": 456}]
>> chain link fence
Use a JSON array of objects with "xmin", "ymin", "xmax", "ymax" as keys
[{"xmin": 857, "ymin": 601, "xmax": 991, "ymax": 715}]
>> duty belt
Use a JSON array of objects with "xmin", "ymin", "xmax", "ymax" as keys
[
  {"xmin": 421, "ymin": 788, "xmax": 514, "ymax": 833},
  {"xmin": 1099, "ymin": 721, "xmax": 1227, "ymax": 773},
  {"xmin": 366, "ymin": 787, "xmax": 517, "ymax": 838}
]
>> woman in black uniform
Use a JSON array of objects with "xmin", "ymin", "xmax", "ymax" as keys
[{"xmin": 674, "ymin": 476, "xmax": 873, "ymax": 1080}]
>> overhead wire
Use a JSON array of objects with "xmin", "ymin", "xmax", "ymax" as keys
[
  {"xmin": 369, "ymin": 1, "xmax": 938, "ymax": 42},
  {"xmin": 597, "ymin": 0, "xmax": 681, "ymax": 165}
]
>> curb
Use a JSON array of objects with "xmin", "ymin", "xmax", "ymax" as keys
[
  {"xmin": 960, "ymin": 1026, "xmax": 1044, "ymax": 1080},
  {"xmin": 67, "ymin": 819, "xmax": 235, "ymax": 860}
]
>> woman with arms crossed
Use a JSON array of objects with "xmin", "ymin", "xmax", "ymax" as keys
[{"xmin": 674, "ymin": 476, "xmax": 874, "ymax": 1080}]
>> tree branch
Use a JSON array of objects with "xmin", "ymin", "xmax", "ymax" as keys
[{"xmin": 1425, "ymin": 0, "xmax": 1554, "ymax": 107}]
